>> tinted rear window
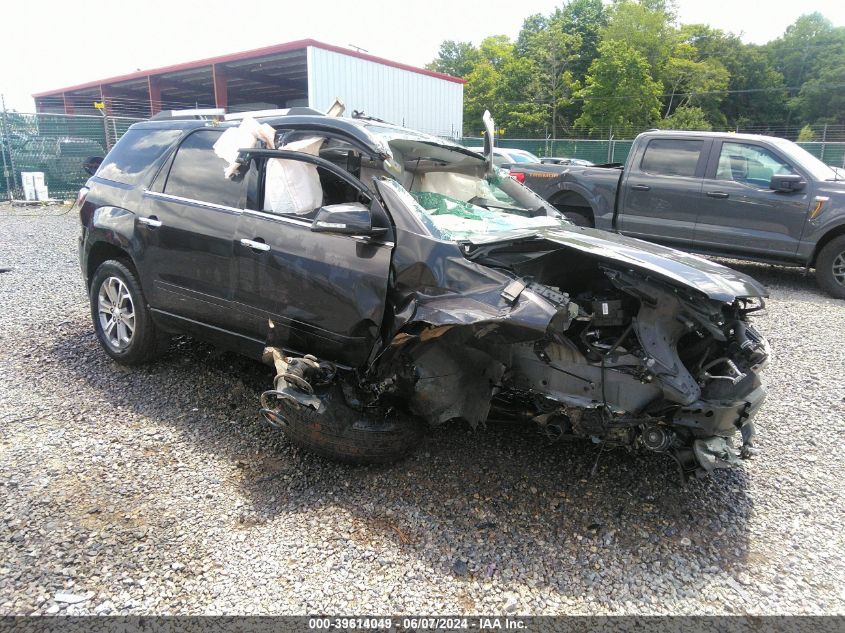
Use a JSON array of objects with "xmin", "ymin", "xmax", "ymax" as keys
[
  {"xmin": 163, "ymin": 130, "xmax": 244, "ymax": 208},
  {"xmin": 640, "ymin": 139, "xmax": 704, "ymax": 177},
  {"xmin": 97, "ymin": 127, "xmax": 182, "ymax": 185}
]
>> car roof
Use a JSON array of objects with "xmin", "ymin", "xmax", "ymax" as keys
[{"xmin": 127, "ymin": 114, "xmax": 455, "ymax": 158}]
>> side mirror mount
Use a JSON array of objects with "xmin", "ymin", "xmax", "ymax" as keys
[
  {"xmin": 311, "ymin": 203, "xmax": 377, "ymax": 235},
  {"xmin": 770, "ymin": 174, "xmax": 805, "ymax": 193},
  {"xmin": 83, "ymin": 156, "xmax": 103, "ymax": 176}
]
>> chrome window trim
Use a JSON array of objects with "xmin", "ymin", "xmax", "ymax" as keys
[
  {"xmin": 143, "ymin": 190, "xmax": 243, "ymax": 216},
  {"xmin": 143, "ymin": 191, "xmax": 394, "ymax": 247}
]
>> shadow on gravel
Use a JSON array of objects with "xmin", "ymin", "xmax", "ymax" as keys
[{"xmin": 50, "ymin": 325, "xmax": 754, "ymax": 601}]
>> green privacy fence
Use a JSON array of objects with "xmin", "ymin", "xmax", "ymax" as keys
[
  {"xmin": 462, "ymin": 137, "xmax": 636, "ymax": 165},
  {"xmin": 1, "ymin": 112, "xmax": 143, "ymax": 200},
  {"xmin": 461, "ymin": 137, "xmax": 845, "ymax": 169},
  {"xmin": 3, "ymin": 112, "xmax": 845, "ymax": 201}
]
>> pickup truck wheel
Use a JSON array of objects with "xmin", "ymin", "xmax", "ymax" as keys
[
  {"xmin": 267, "ymin": 385, "xmax": 423, "ymax": 464},
  {"xmin": 556, "ymin": 207, "xmax": 593, "ymax": 227},
  {"xmin": 815, "ymin": 235, "xmax": 845, "ymax": 299},
  {"xmin": 89, "ymin": 260, "xmax": 170, "ymax": 364}
]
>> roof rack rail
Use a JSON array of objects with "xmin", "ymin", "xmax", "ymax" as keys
[
  {"xmin": 150, "ymin": 108, "xmax": 225, "ymax": 121},
  {"xmin": 224, "ymin": 107, "xmax": 325, "ymax": 121}
]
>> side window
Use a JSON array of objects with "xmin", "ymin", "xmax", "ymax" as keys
[
  {"xmin": 98, "ymin": 127, "xmax": 182, "ymax": 185},
  {"xmin": 164, "ymin": 130, "xmax": 245, "ymax": 208},
  {"xmin": 716, "ymin": 142, "xmax": 797, "ymax": 188},
  {"xmin": 640, "ymin": 139, "xmax": 704, "ymax": 177}
]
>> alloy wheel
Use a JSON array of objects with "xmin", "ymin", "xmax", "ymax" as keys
[
  {"xmin": 97, "ymin": 276, "xmax": 135, "ymax": 350},
  {"xmin": 833, "ymin": 251, "xmax": 845, "ymax": 287}
]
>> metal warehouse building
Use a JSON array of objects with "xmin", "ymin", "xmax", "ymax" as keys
[{"xmin": 32, "ymin": 39, "xmax": 465, "ymax": 137}]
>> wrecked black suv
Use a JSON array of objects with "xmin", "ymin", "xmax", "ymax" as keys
[{"xmin": 78, "ymin": 108, "xmax": 770, "ymax": 479}]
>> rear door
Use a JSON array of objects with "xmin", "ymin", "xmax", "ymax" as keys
[
  {"xmin": 693, "ymin": 139, "xmax": 811, "ymax": 259},
  {"xmin": 618, "ymin": 137, "xmax": 710, "ymax": 247},
  {"xmin": 231, "ymin": 151, "xmax": 393, "ymax": 367},
  {"xmin": 140, "ymin": 129, "xmax": 244, "ymax": 328}
]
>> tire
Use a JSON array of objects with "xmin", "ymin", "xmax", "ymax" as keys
[
  {"xmin": 815, "ymin": 235, "xmax": 845, "ymax": 299},
  {"xmin": 266, "ymin": 385, "xmax": 423, "ymax": 464},
  {"xmin": 89, "ymin": 259, "xmax": 170, "ymax": 364},
  {"xmin": 556, "ymin": 206, "xmax": 593, "ymax": 227}
]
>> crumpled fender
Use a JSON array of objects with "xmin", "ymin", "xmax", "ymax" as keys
[{"xmin": 389, "ymin": 236, "xmax": 567, "ymax": 343}]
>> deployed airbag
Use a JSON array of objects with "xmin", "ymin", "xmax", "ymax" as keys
[{"xmin": 264, "ymin": 137, "xmax": 325, "ymax": 215}]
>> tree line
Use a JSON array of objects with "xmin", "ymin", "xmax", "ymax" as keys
[{"xmin": 426, "ymin": 0, "xmax": 845, "ymax": 139}]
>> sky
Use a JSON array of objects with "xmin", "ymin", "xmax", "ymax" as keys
[{"xmin": 1, "ymin": 0, "xmax": 844, "ymax": 112}]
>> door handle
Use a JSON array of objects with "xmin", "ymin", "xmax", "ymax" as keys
[
  {"xmin": 240, "ymin": 238, "xmax": 270, "ymax": 252},
  {"xmin": 631, "ymin": 184, "xmax": 650, "ymax": 191},
  {"xmin": 138, "ymin": 216, "xmax": 162, "ymax": 228},
  {"xmin": 706, "ymin": 191, "xmax": 730, "ymax": 199}
]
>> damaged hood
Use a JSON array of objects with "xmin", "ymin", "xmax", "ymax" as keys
[{"xmin": 469, "ymin": 226, "xmax": 769, "ymax": 302}]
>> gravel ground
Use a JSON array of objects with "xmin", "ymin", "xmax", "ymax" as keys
[{"xmin": 1, "ymin": 202, "xmax": 844, "ymax": 616}]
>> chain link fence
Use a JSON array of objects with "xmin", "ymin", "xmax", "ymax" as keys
[{"xmin": 1, "ymin": 110, "xmax": 142, "ymax": 200}]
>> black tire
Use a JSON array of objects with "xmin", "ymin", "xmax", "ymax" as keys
[
  {"xmin": 556, "ymin": 206, "xmax": 593, "ymax": 227},
  {"xmin": 89, "ymin": 259, "xmax": 170, "ymax": 364},
  {"xmin": 266, "ymin": 385, "xmax": 423, "ymax": 464},
  {"xmin": 815, "ymin": 235, "xmax": 845, "ymax": 299}
]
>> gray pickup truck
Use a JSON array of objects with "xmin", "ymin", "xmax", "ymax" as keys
[{"xmin": 510, "ymin": 130, "xmax": 845, "ymax": 298}]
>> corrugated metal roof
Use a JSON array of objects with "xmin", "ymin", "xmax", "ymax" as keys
[{"xmin": 32, "ymin": 39, "xmax": 465, "ymax": 98}]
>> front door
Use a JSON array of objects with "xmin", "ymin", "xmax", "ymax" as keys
[
  {"xmin": 693, "ymin": 140, "xmax": 811, "ymax": 259},
  {"xmin": 618, "ymin": 137, "xmax": 710, "ymax": 248},
  {"xmin": 231, "ymin": 151, "xmax": 393, "ymax": 367}
]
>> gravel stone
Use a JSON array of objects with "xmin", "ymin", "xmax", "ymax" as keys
[{"xmin": 0, "ymin": 202, "xmax": 844, "ymax": 615}]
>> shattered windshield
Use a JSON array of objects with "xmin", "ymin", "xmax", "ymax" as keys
[
  {"xmin": 407, "ymin": 173, "xmax": 561, "ymax": 241},
  {"xmin": 362, "ymin": 125, "xmax": 564, "ymax": 241}
]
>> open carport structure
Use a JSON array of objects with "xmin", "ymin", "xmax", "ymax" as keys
[{"xmin": 32, "ymin": 39, "xmax": 465, "ymax": 138}]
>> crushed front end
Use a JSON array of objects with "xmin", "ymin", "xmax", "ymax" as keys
[{"xmin": 255, "ymin": 125, "xmax": 770, "ymax": 479}]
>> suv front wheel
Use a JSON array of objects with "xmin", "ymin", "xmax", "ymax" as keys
[
  {"xmin": 815, "ymin": 235, "xmax": 845, "ymax": 300},
  {"xmin": 90, "ymin": 259, "xmax": 169, "ymax": 364}
]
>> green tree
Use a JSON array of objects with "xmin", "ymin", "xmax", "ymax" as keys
[
  {"xmin": 575, "ymin": 41, "xmax": 663, "ymax": 134},
  {"xmin": 791, "ymin": 63, "xmax": 845, "ymax": 125},
  {"xmin": 662, "ymin": 56, "xmax": 729, "ymax": 126},
  {"xmin": 517, "ymin": 17, "xmax": 582, "ymax": 137},
  {"xmin": 693, "ymin": 24, "xmax": 788, "ymax": 127},
  {"xmin": 426, "ymin": 40, "xmax": 479, "ymax": 78},
  {"xmin": 462, "ymin": 36, "xmax": 524, "ymax": 134},
  {"xmin": 797, "ymin": 125, "xmax": 816, "ymax": 141},
  {"xmin": 463, "ymin": 60, "xmax": 502, "ymax": 135},
  {"xmin": 555, "ymin": 0, "xmax": 608, "ymax": 80},
  {"xmin": 766, "ymin": 13, "xmax": 845, "ymax": 124},
  {"xmin": 601, "ymin": 0, "xmax": 677, "ymax": 77},
  {"xmin": 767, "ymin": 13, "xmax": 841, "ymax": 89},
  {"xmin": 496, "ymin": 56, "xmax": 549, "ymax": 135},
  {"xmin": 658, "ymin": 105, "xmax": 712, "ymax": 130}
]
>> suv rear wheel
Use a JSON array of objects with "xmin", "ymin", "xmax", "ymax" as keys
[
  {"xmin": 90, "ymin": 260, "xmax": 170, "ymax": 364},
  {"xmin": 815, "ymin": 235, "xmax": 845, "ymax": 299}
]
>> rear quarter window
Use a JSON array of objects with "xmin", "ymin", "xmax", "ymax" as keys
[
  {"xmin": 640, "ymin": 139, "xmax": 704, "ymax": 177},
  {"xmin": 97, "ymin": 127, "xmax": 183, "ymax": 186}
]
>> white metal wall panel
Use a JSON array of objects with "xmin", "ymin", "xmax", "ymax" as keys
[{"xmin": 306, "ymin": 46, "xmax": 463, "ymax": 138}]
